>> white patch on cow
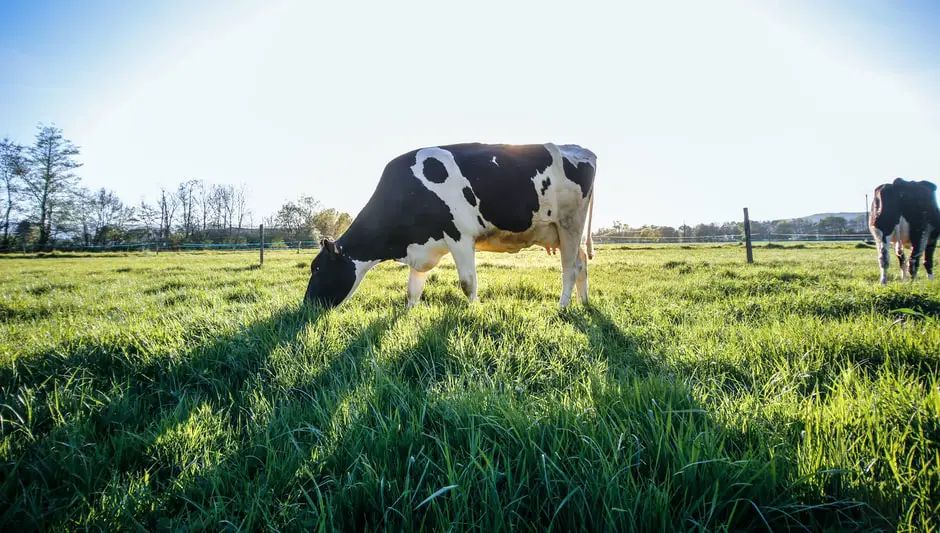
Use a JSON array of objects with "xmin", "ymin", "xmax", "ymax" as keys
[
  {"xmin": 399, "ymin": 236, "xmax": 449, "ymax": 272},
  {"xmin": 340, "ymin": 259, "xmax": 381, "ymax": 305},
  {"xmin": 491, "ymin": 156, "xmax": 498, "ymax": 167}
]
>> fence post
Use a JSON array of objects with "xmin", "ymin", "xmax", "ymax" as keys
[
  {"xmin": 743, "ymin": 207, "xmax": 753, "ymax": 264},
  {"xmin": 260, "ymin": 224, "xmax": 264, "ymax": 266}
]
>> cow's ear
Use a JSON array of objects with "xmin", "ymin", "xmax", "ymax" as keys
[{"xmin": 321, "ymin": 238, "xmax": 338, "ymax": 258}]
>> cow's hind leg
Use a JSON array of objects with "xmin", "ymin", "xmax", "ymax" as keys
[
  {"xmin": 575, "ymin": 247, "xmax": 589, "ymax": 305},
  {"xmin": 895, "ymin": 239, "xmax": 907, "ymax": 280},
  {"xmin": 908, "ymin": 226, "xmax": 927, "ymax": 281},
  {"xmin": 450, "ymin": 240, "xmax": 478, "ymax": 302},
  {"xmin": 407, "ymin": 268, "xmax": 429, "ymax": 310},
  {"xmin": 925, "ymin": 232, "xmax": 937, "ymax": 281},
  {"xmin": 558, "ymin": 226, "xmax": 587, "ymax": 308}
]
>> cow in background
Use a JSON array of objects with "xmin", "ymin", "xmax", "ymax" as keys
[{"xmin": 869, "ymin": 178, "xmax": 939, "ymax": 284}]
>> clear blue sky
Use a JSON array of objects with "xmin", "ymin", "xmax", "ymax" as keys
[{"xmin": 2, "ymin": 0, "xmax": 939, "ymax": 228}]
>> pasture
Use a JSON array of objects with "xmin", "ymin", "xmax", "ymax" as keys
[{"xmin": 1, "ymin": 245, "xmax": 938, "ymax": 531}]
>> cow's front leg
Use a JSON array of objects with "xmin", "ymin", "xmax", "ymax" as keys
[
  {"xmin": 407, "ymin": 268, "xmax": 428, "ymax": 310},
  {"xmin": 450, "ymin": 241, "xmax": 477, "ymax": 302},
  {"xmin": 874, "ymin": 232, "xmax": 890, "ymax": 284}
]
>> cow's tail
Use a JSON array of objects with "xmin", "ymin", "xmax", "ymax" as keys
[{"xmin": 585, "ymin": 186, "xmax": 595, "ymax": 260}]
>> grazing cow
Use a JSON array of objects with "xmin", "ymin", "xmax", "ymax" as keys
[
  {"xmin": 868, "ymin": 178, "xmax": 939, "ymax": 284},
  {"xmin": 304, "ymin": 142, "xmax": 597, "ymax": 309}
]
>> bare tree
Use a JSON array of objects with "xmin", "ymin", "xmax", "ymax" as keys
[
  {"xmin": 197, "ymin": 180, "xmax": 210, "ymax": 231},
  {"xmin": 234, "ymin": 182, "xmax": 250, "ymax": 230},
  {"xmin": 176, "ymin": 180, "xmax": 199, "ymax": 237},
  {"xmin": 73, "ymin": 187, "xmax": 95, "ymax": 245},
  {"xmin": 87, "ymin": 188, "xmax": 128, "ymax": 244},
  {"xmin": 0, "ymin": 138, "xmax": 27, "ymax": 247},
  {"xmin": 21, "ymin": 124, "xmax": 82, "ymax": 246},
  {"xmin": 274, "ymin": 201, "xmax": 305, "ymax": 236},
  {"xmin": 220, "ymin": 184, "xmax": 235, "ymax": 232},
  {"xmin": 159, "ymin": 187, "xmax": 179, "ymax": 241},
  {"xmin": 137, "ymin": 200, "xmax": 160, "ymax": 241}
]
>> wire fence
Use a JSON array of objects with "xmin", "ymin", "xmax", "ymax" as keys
[
  {"xmin": 592, "ymin": 233, "xmax": 872, "ymax": 245},
  {"xmin": 0, "ymin": 233, "xmax": 876, "ymax": 254},
  {"xmin": 0, "ymin": 240, "xmax": 322, "ymax": 254}
]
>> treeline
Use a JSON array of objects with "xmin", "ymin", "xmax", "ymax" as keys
[
  {"xmin": 1, "ymin": 124, "xmax": 352, "ymax": 251},
  {"xmin": 595, "ymin": 215, "xmax": 867, "ymax": 242}
]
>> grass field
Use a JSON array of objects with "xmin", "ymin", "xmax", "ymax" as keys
[{"xmin": 1, "ymin": 244, "xmax": 939, "ymax": 531}]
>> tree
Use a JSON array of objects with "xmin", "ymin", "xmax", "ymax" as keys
[
  {"xmin": 657, "ymin": 226, "xmax": 679, "ymax": 239},
  {"xmin": 21, "ymin": 124, "xmax": 82, "ymax": 246},
  {"xmin": 817, "ymin": 216, "xmax": 848, "ymax": 235},
  {"xmin": 14, "ymin": 219, "xmax": 39, "ymax": 249},
  {"xmin": 234, "ymin": 182, "xmax": 250, "ymax": 230},
  {"xmin": 312, "ymin": 208, "xmax": 354, "ymax": 240},
  {"xmin": 197, "ymin": 181, "xmax": 211, "ymax": 231},
  {"xmin": 176, "ymin": 180, "xmax": 199, "ymax": 237},
  {"xmin": 773, "ymin": 220, "xmax": 795, "ymax": 237},
  {"xmin": 86, "ymin": 187, "xmax": 129, "ymax": 244},
  {"xmin": 0, "ymin": 138, "xmax": 27, "ymax": 247},
  {"xmin": 693, "ymin": 223, "xmax": 718, "ymax": 238},
  {"xmin": 137, "ymin": 200, "xmax": 160, "ymax": 241},
  {"xmin": 158, "ymin": 187, "xmax": 179, "ymax": 240},
  {"xmin": 274, "ymin": 195, "xmax": 323, "ymax": 239},
  {"xmin": 73, "ymin": 187, "xmax": 95, "ymax": 245}
]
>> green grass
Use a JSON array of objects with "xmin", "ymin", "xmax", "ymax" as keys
[{"xmin": 1, "ymin": 244, "xmax": 938, "ymax": 531}]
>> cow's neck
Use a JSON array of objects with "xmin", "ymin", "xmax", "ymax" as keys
[
  {"xmin": 334, "ymin": 224, "xmax": 388, "ymax": 302},
  {"xmin": 335, "ymin": 219, "xmax": 396, "ymax": 263}
]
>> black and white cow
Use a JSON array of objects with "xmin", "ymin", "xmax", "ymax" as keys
[
  {"xmin": 869, "ymin": 177, "xmax": 939, "ymax": 284},
  {"xmin": 303, "ymin": 142, "xmax": 597, "ymax": 309}
]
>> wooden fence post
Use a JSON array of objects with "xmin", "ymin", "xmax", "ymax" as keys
[
  {"xmin": 743, "ymin": 207, "xmax": 753, "ymax": 264},
  {"xmin": 260, "ymin": 224, "xmax": 264, "ymax": 266}
]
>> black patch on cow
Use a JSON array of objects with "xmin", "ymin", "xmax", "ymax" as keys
[
  {"xmin": 540, "ymin": 177, "xmax": 551, "ymax": 195},
  {"xmin": 563, "ymin": 158, "xmax": 595, "ymax": 198},
  {"xmin": 462, "ymin": 187, "xmax": 476, "ymax": 206},
  {"xmin": 547, "ymin": 210, "xmax": 551, "ymax": 217},
  {"xmin": 423, "ymin": 157, "xmax": 448, "ymax": 183},
  {"xmin": 445, "ymin": 143, "xmax": 552, "ymax": 233},
  {"xmin": 337, "ymin": 151, "xmax": 461, "ymax": 262},
  {"xmin": 477, "ymin": 216, "xmax": 486, "ymax": 228}
]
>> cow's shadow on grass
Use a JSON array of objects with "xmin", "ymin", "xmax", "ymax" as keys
[
  {"xmin": 0, "ymin": 303, "xmax": 404, "ymax": 530},
  {"xmin": 0, "ymin": 298, "xmax": 900, "ymax": 530}
]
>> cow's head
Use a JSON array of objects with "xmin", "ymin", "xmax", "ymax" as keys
[{"xmin": 303, "ymin": 239, "xmax": 356, "ymax": 308}]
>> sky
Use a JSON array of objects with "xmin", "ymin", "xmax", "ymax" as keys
[{"xmin": 2, "ymin": 0, "xmax": 939, "ymax": 229}]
